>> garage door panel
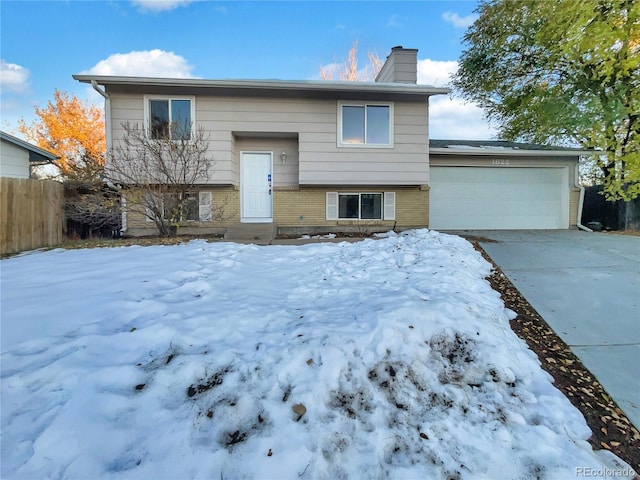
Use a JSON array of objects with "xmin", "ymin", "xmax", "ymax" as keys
[{"xmin": 429, "ymin": 167, "xmax": 569, "ymax": 230}]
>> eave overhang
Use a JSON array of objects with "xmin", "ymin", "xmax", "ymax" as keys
[{"xmin": 73, "ymin": 75, "xmax": 450, "ymax": 102}]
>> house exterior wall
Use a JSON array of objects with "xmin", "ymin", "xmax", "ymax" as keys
[
  {"xmin": 429, "ymin": 154, "xmax": 579, "ymax": 185},
  {"xmin": 123, "ymin": 185, "xmax": 428, "ymax": 236},
  {"xmin": 569, "ymin": 188, "xmax": 580, "ymax": 226},
  {"xmin": 108, "ymin": 93, "xmax": 429, "ymax": 187},
  {"xmin": 234, "ymin": 137, "xmax": 299, "ymax": 187},
  {"xmin": 429, "ymin": 153, "xmax": 580, "ymax": 228},
  {"xmin": 0, "ymin": 139, "xmax": 30, "ymax": 179},
  {"xmin": 274, "ymin": 186, "xmax": 428, "ymax": 234},
  {"xmin": 124, "ymin": 186, "xmax": 240, "ymax": 236}
]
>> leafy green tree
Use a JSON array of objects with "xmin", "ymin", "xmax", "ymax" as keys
[{"xmin": 453, "ymin": 0, "xmax": 639, "ymax": 201}]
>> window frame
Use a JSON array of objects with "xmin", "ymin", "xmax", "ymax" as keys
[
  {"xmin": 143, "ymin": 95, "xmax": 196, "ymax": 141},
  {"xmin": 337, "ymin": 101, "xmax": 394, "ymax": 148},
  {"xmin": 337, "ymin": 192, "xmax": 384, "ymax": 220},
  {"xmin": 326, "ymin": 191, "xmax": 395, "ymax": 221},
  {"xmin": 161, "ymin": 191, "xmax": 199, "ymax": 222},
  {"xmin": 146, "ymin": 190, "xmax": 212, "ymax": 223}
]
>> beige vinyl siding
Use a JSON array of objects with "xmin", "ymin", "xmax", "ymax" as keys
[
  {"xmin": 375, "ymin": 48, "xmax": 418, "ymax": 84},
  {"xmin": 234, "ymin": 137, "xmax": 299, "ymax": 187},
  {"xmin": 109, "ymin": 94, "xmax": 237, "ymax": 184},
  {"xmin": 108, "ymin": 93, "xmax": 429, "ymax": 187},
  {"xmin": 299, "ymin": 101, "xmax": 428, "ymax": 185},
  {"xmin": 569, "ymin": 187, "xmax": 580, "ymax": 227},
  {"xmin": 429, "ymin": 154, "xmax": 579, "ymax": 186}
]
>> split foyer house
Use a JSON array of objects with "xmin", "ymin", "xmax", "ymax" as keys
[{"xmin": 74, "ymin": 46, "xmax": 587, "ymax": 235}]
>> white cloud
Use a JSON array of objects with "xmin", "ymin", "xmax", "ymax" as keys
[
  {"xmin": 441, "ymin": 11, "xmax": 478, "ymax": 29},
  {"xmin": 0, "ymin": 60, "xmax": 30, "ymax": 94},
  {"xmin": 417, "ymin": 58, "xmax": 458, "ymax": 88},
  {"xmin": 131, "ymin": 0, "xmax": 195, "ymax": 12},
  {"xmin": 386, "ymin": 14, "xmax": 405, "ymax": 28},
  {"xmin": 429, "ymin": 95, "xmax": 497, "ymax": 140},
  {"xmin": 418, "ymin": 58, "xmax": 497, "ymax": 140},
  {"xmin": 82, "ymin": 50, "xmax": 197, "ymax": 78}
]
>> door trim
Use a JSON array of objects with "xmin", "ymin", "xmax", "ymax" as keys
[{"xmin": 240, "ymin": 151, "xmax": 273, "ymax": 223}]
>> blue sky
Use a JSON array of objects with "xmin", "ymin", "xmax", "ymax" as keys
[{"xmin": 1, "ymin": 0, "xmax": 495, "ymax": 139}]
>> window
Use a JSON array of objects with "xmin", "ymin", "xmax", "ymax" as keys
[
  {"xmin": 162, "ymin": 192, "xmax": 198, "ymax": 221},
  {"xmin": 183, "ymin": 192, "xmax": 199, "ymax": 221},
  {"xmin": 145, "ymin": 96, "xmax": 194, "ymax": 140},
  {"xmin": 327, "ymin": 192, "xmax": 395, "ymax": 221},
  {"xmin": 338, "ymin": 193, "xmax": 383, "ymax": 220},
  {"xmin": 339, "ymin": 103, "xmax": 392, "ymax": 146}
]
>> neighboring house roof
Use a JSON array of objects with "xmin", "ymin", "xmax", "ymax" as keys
[
  {"xmin": 72, "ymin": 75, "xmax": 450, "ymax": 101},
  {"xmin": 429, "ymin": 139, "xmax": 597, "ymax": 157},
  {"xmin": 0, "ymin": 131, "xmax": 58, "ymax": 164}
]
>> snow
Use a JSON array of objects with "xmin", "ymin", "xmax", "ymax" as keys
[
  {"xmin": 1, "ymin": 229, "xmax": 635, "ymax": 479},
  {"xmin": 300, "ymin": 233, "xmax": 337, "ymax": 239}
]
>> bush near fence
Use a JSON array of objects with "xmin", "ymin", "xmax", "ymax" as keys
[{"xmin": 1, "ymin": 178, "xmax": 64, "ymax": 255}]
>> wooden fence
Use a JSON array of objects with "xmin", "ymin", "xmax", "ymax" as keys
[{"xmin": 1, "ymin": 178, "xmax": 64, "ymax": 255}]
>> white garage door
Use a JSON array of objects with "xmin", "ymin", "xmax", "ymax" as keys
[{"xmin": 429, "ymin": 167, "xmax": 569, "ymax": 230}]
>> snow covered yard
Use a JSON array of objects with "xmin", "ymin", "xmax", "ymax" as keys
[{"xmin": 0, "ymin": 229, "xmax": 634, "ymax": 479}]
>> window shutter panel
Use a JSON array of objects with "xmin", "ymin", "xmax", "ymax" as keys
[
  {"xmin": 199, "ymin": 191, "xmax": 212, "ymax": 221},
  {"xmin": 383, "ymin": 192, "xmax": 396, "ymax": 220},
  {"xmin": 121, "ymin": 195, "xmax": 128, "ymax": 231},
  {"xmin": 326, "ymin": 192, "xmax": 338, "ymax": 220}
]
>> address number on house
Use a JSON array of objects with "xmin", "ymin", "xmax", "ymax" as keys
[{"xmin": 491, "ymin": 159, "xmax": 510, "ymax": 165}]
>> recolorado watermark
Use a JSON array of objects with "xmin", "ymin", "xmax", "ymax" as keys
[{"xmin": 575, "ymin": 466, "xmax": 635, "ymax": 478}]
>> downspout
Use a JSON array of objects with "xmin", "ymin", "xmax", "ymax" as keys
[
  {"xmin": 91, "ymin": 80, "xmax": 110, "ymax": 145},
  {"xmin": 91, "ymin": 80, "xmax": 126, "ymax": 234},
  {"xmin": 575, "ymin": 162, "xmax": 593, "ymax": 232}
]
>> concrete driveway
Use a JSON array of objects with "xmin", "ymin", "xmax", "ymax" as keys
[{"xmin": 468, "ymin": 230, "xmax": 640, "ymax": 428}]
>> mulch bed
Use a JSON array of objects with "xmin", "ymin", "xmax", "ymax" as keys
[{"xmin": 473, "ymin": 242, "xmax": 640, "ymax": 474}]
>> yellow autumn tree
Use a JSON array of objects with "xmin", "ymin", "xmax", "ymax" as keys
[
  {"xmin": 19, "ymin": 90, "xmax": 106, "ymax": 181},
  {"xmin": 320, "ymin": 40, "xmax": 382, "ymax": 81}
]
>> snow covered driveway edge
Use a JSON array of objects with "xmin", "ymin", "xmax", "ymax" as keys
[{"xmin": 1, "ymin": 229, "xmax": 635, "ymax": 479}]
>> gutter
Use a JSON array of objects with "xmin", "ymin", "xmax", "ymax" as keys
[
  {"xmin": 75, "ymin": 75, "xmax": 450, "ymax": 97},
  {"xmin": 429, "ymin": 147, "xmax": 594, "ymax": 157},
  {"xmin": 575, "ymin": 163, "xmax": 593, "ymax": 232}
]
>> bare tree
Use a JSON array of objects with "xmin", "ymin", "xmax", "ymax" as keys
[
  {"xmin": 107, "ymin": 122, "xmax": 220, "ymax": 236},
  {"xmin": 320, "ymin": 40, "xmax": 383, "ymax": 81}
]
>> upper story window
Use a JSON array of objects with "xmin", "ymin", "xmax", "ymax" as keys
[
  {"xmin": 338, "ymin": 102, "xmax": 393, "ymax": 147},
  {"xmin": 144, "ymin": 96, "xmax": 195, "ymax": 140}
]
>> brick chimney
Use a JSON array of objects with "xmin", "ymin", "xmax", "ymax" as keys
[{"xmin": 375, "ymin": 46, "xmax": 418, "ymax": 84}]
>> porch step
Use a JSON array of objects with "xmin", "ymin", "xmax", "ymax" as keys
[{"xmin": 224, "ymin": 223, "xmax": 276, "ymax": 244}]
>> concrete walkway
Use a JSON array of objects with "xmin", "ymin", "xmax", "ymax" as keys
[{"xmin": 466, "ymin": 230, "xmax": 640, "ymax": 428}]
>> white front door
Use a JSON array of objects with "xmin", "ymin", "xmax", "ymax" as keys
[{"xmin": 241, "ymin": 152, "xmax": 273, "ymax": 222}]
